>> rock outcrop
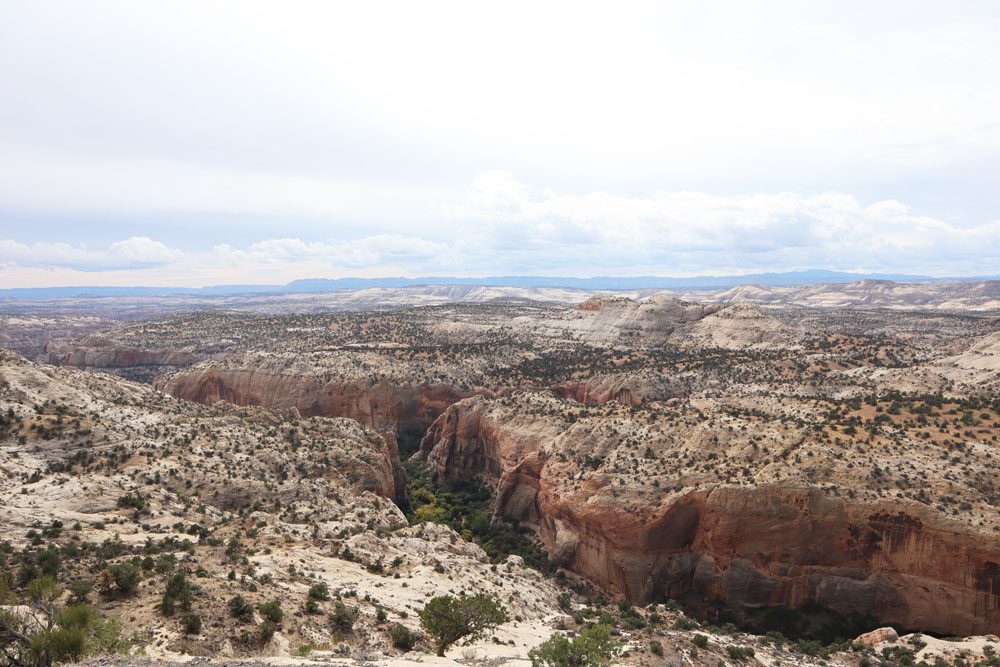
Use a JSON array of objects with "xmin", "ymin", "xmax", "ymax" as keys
[
  {"xmin": 515, "ymin": 293, "xmax": 798, "ymax": 350},
  {"xmin": 678, "ymin": 303, "xmax": 801, "ymax": 349},
  {"xmin": 0, "ymin": 351, "xmax": 408, "ymax": 507},
  {"xmin": 158, "ymin": 355, "xmax": 486, "ymax": 440},
  {"xmin": 532, "ymin": 294, "xmax": 724, "ymax": 346},
  {"xmin": 698, "ymin": 279, "xmax": 1000, "ymax": 311},
  {"xmin": 550, "ymin": 371, "xmax": 689, "ymax": 405},
  {"xmin": 40, "ymin": 339, "xmax": 206, "ymax": 382},
  {"xmin": 417, "ymin": 393, "xmax": 1000, "ymax": 636}
]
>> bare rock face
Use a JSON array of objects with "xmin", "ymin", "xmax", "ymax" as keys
[
  {"xmin": 0, "ymin": 352, "xmax": 579, "ymax": 660},
  {"xmin": 417, "ymin": 393, "xmax": 1000, "ymax": 636},
  {"xmin": 39, "ymin": 339, "xmax": 206, "ymax": 382},
  {"xmin": 678, "ymin": 303, "xmax": 801, "ymax": 349},
  {"xmin": 550, "ymin": 371, "xmax": 689, "ymax": 405},
  {"xmin": 158, "ymin": 355, "xmax": 486, "ymax": 440},
  {"xmin": 553, "ymin": 294, "xmax": 723, "ymax": 345},
  {"xmin": 700, "ymin": 279, "xmax": 1000, "ymax": 311},
  {"xmin": 520, "ymin": 293, "xmax": 797, "ymax": 350},
  {"xmin": 854, "ymin": 626, "xmax": 899, "ymax": 647},
  {"xmin": 869, "ymin": 331, "xmax": 1000, "ymax": 395}
]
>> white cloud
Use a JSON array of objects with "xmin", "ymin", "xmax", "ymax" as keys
[
  {"xmin": 0, "ymin": 174, "xmax": 997, "ymax": 285},
  {"xmin": 0, "ymin": 236, "xmax": 182, "ymax": 271},
  {"xmin": 213, "ymin": 235, "xmax": 448, "ymax": 268},
  {"xmin": 450, "ymin": 174, "xmax": 1000, "ymax": 275}
]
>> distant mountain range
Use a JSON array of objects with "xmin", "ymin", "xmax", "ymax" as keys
[{"xmin": 1, "ymin": 269, "xmax": 996, "ymax": 300}]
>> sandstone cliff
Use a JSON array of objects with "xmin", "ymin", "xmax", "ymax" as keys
[
  {"xmin": 514, "ymin": 293, "xmax": 798, "ymax": 349},
  {"xmin": 39, "ymin": 339, "xmax": 206, "ymax": 382},
  {"xmin": 417, "ymin": 393, "xmax": 1000, "ymax": 636},
  {"xmin": 157, "ymin": 353, "xmax": 487, "ymax": 441},
  {"xmin": 550, "ymin": 370, "xmax": 689, "ymax": 405}
]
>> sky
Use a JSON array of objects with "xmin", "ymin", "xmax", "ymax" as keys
[{"xmin": 0, "ymin": 0, "xmax": 998, "ymax": 287}]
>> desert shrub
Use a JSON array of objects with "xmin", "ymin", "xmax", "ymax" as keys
[
  {"xmin": 726, "ymin": 645, "xmax": 755, "ymax": 661},
  {"xmin": 307, "ymin": 583, "xmax": 330, "ymax": 601},
  {"xmin": 181, "ymin": 613, "xmax": 202, "ymax": 635},
  {"xmin": 160, "ymin": 573, "xmax": 192, "ymax": 616},
  {"xmin": 116, "ymin": 491, "xmax": 145, "ymax": 511},
  {"xmin": 673, "ymin": 616, "xmax": 698, "ymax": 630},
  {"xmin": 258, "ymin": 620, "xmax": 276, "ymax": 646},
  {"xmin": 106, "ymin": 563, "xmax": 139, "ymax": 595},
  {"xmin": 528, "ymin": 623, "xmax": 619, "ymax": 667},
  {"xmin": 67, "ymin": 580, "xmax": 93, "ymax": 605},
  {"xmin": 420, "ymin": 594, "xmax": 508, "ymax": 657},
  {"xmin": 259, "ymin": 599, "xmax": 283, "ymax": 623},
  {"xmin": 330, "ymin": 601, "xmax": 358, "ymax": 634},
  {"xmin": 228, "ymin": 595, "xmax": 253, "ymax": 623},
  {"xmin": 390, "ymin": 623, "xmax": 417, "ymax": 651},
  {"xmin": 1, "ymin": 598, "xmax": 124, "ymax": 667}
]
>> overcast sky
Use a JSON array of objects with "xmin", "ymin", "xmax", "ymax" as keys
[{"xmin": 1, "ymin": 0, "xmax": 998, "ymax": 286}]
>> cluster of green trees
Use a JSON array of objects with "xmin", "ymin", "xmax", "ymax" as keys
[{"xmin": 403, "ymin": 462, "xmax": 551, "ymax": 570}]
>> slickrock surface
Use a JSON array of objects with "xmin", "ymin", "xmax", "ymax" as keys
[{"xmin": 690, "ymin": 278, "xmax": 1000, "ymax": 311}]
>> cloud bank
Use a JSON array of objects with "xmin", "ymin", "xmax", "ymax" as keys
[
  {"xmin": 1, "ymin": 174, "xmax": 996, "ymax": 286},
  {"xmin": 0, "ymin": 236, "xmax": 182, "ymax": 271}
]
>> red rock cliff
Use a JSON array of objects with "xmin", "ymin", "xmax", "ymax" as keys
[
  {"xmin": 417, "ymin": 396, "xmax": 1000, "ymax": 636},
  {"xmin": 158, "ymin": 362, "xmax": 485, "ymax": 441}
]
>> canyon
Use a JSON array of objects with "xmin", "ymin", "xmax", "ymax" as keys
[
  {"xmin": 3, "ymin": 283, "xmax": 1000, "ymax": 663},
  {"xmin": 417, "ymin": 393, "xmax": 1000, "ymax": 636}
]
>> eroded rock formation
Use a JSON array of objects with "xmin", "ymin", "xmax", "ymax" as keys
[
  {"xmin": 417, "ymin": 393, "xmax": 1000, "ymax": 636},
  {"xmin": 40, "ymin": 339, "xmax": 206, "ymax": 382},
  {"xmin": 550, "ymin": 371, "xmax": 689, "ymax": 405},
  {"xmin": 158, "ymin": 355, "xmax": 486, "ymax": 440}
]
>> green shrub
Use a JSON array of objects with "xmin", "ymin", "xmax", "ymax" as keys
[
  {"xmin": 107, "ymin": 563, "xmax": 139, "ymax": 595},
  {"xmin": 228, "ymin": 595, "xmax": 253, "ymax": 623},
  {"xmin": 259, "ymin": 599, "xmax": 283, "ymax": 623},
  {"xmin": 67, "ymin": 580, "xmax": 93, "ymax": 605},
  {"xmin": 673, "ymin": 616, "xmax": 697, "ymax": 630},
  {"xmin": 330, "ymin": 601, "xmax": 358, "ymax": 634},
  {"xmin": 419, "ymin": 594, "xmax": 508, "ymax": 657},
  {"xmin": 6, "ymin": 602, "xmax": 125, "ymax": 666},
  {"xmin": 726, "ymin": 645, "xmax": 755, "ymax": 661},
  {"xmin": 116, "ymin": 491, "xmax": 145, "ymax": 511},
  {"xmin": 160, "ymin": 572, "xmax": 192, "ymax": 616},
  {"xmin": 692, "ymin": 634, "xmax": 709, "ymax": 648},
  {"xmin": 390, "ymin": 623, "xmax": 417, "ymax": 651},
  {"xmin": 528, "ymin": 623, "xmax": 619, "ymax": 667},
  {"xmin": 181, "ymin": 613, "xmax": 202, "ymax": 635},
  {"xmin": 30, "ymin": 627, "xmax": 86, "ymax": 665},
  {"xmin": 307, "ymin": 583, "xmax": 330, "ymax": 600},
  {"xmin": 259, "ymin": 620, "xmax": 276, "ymax": 646}
]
